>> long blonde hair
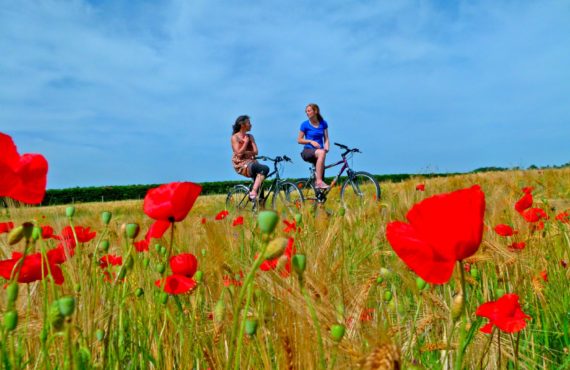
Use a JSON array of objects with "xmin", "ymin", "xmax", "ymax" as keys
[{"xmin": 307, "ymin": 103, "xmax": 324, "ymax": 123}]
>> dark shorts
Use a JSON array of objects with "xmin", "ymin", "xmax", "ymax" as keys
[
  {"xmin": 300, "ymin": 148, "xmax": 318, "ymax": 164},
  {"xmin": 247, "ymin": 161, "xmax": 269, "ymax": 179}
]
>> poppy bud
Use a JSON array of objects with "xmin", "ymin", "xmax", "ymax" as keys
[
  {"xmin": 376, "ymin": 276, "xmax": 384, "ymax": 284},
  {"xmin": 125, "ymin": 223, "xmax": 140, "ymax": 239},
  {"xmin": 143, "ymin": 257, "xmax": 150, "ymax": 268},
  {"xmin": 48, "ymin": 302, "xmax": 64, "ymax": 331},
  {"xmin": 57, "ymin": 296, "xmax": 76, "ymax": 317},
  {"xmin": 330, "ymin": 324, "xmax": 346, "ymax": 342},
  {"xmin": 294, "ymin": 213, "xmax": 303, "ymax": 225},
  {"xmin": 416, "ymin": 277, "xmax": 427, "ymax": 291},
  {"xmin": 22, "ymin": 222, "xmax": 34, "ymax": 240},
  {"xmin": 495, "ymin": 288, "xmax": 505, "ymax": 298},
  {"xmin": 451, "ymin": 293, "xmax": 464, "ymax": 322},
  {"xmin": 383, "ymin": 290, "xmax": 393, "ymax": 302},
  {"xmin": 258, "ymin": 211, "xmax": 279, "ymax": 234},
  {"xmin": 194, "ymin": 270, "xmax": 204, "ymax": 282},
  {"xmin": 264, "ymin": 237, "xmax": 289, "ymax": 260},
  {"xmin": 156, "ymin": 263, "xmax": 166, "ymax": 274},
  {"xmin": 154, "ymin": 244, "xmax": 161, "ymax": 253},
  {"xmin": 135, "ymin": 288, "xmax": 144, "ymax": 297},
  {"xmin": 3, "ymin": 310, "xmax": 18, "ymax": 332},
  {"xmin": 338, "ymin": 207, "xmax": 346, "ymax": 217},
  {"xmin": 8, "ymin": 226, "xmax": 24, "ymax": 245},
  {"xmin": 74, "ymin": 284, "xmax": 81, "ymax": 293},
  {"xmin": 201, "ymin": 249, "xmax": 207, "ymax": 256},
  {"xmin": 470, "ymin": 267, "xmax": 480, "ymax": 280},
  {"xmin": 159, "ymin": 292, "xmax": 168, "ymax": 304},
  {"xmin": 214, "ymin": 299, "xmax": 225, "ymax": 323},
  {"xmin": 6, "ymin": 282, "xmax": 18, "ymax": 304},
  {"xmin": 100, "ymin": 240, "xmax": 110, "ymax": 253},
  {"xmin": 245, "ymin": 319, "xmax": 258, "ymax": 336},
  {"xmin": 66, "ymin": 206, "xmax": 75, "ymax": 218},
  {"xmin": 292, "ymin": 254, "xmax": 306, "ymax": 276},
  {"xmin": 160, "ymin": 246, "xmax": 167, "ymax": 256},
  {"xmin": 101, "ymin": 211, "xmax": 112, "ymax": 225},
  {"xmin": 32, "ymin": 226, "xmax": 42, "ymax": 241},
  {"xmin": 95, "ymin": 329, "xmax": 105, "ymax": 341}
]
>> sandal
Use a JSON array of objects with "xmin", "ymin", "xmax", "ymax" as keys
[
  {"xmin": 249, "ymin": 191, "xmax": 258, "ymax": 200},
  {"xmin": 315, "ymin": 182, "xmax": 330, "ymax": 190}
]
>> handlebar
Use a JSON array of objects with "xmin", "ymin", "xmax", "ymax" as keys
[
  {"xmin": 334, "ymin": 142, "xmax": 362, "ymax": 155},
  {"xmin": 255, "ymin": 155, "xmax": 293, "ymax": 163}
]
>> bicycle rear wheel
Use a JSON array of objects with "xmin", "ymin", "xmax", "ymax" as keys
[
  {"xmin": 340, "ymin": 171, "xmax": 380, "ymax": 208},
  {"xmin": 272, "ymin": 181, "xmax": 304, "ymax": 215},
  {"xmin": 226, "ymin": 184, "xmax": 253, "ymax": 212}
]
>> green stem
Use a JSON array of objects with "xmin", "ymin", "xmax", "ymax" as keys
[
  {"xmin": 453, "ymin": 261, "xmax": 469, "ymax": 370},
  {"xmin": 301, "ymin": 282, "xmax": 326, "ymax": 370},
  {"xmin": 514, "ymin": 331, "xmax": 521, "ymax": 370},
  {"xmin": 478, "ymin": 328, "xmax": 495, "ymax": 369},
  {"xmin": 233, "ymin": 283, "xmax": 254, "ymax": 370}
]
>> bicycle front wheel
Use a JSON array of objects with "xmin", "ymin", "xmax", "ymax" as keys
[
  {"xmin": 226, "ymin": 184, "xmax": 252, "ymax": 212},
  {"xmin": 340, "ymin": 172, "xmax": 380, "ymax": 208},
  {"xmin": 272, "ymin": 181, "xmax": 304, "ymax": 215}
]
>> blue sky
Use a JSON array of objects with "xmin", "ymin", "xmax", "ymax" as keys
[{"xmin": 1, "ymin": 0, "xmax": 569, "ymax": 189}]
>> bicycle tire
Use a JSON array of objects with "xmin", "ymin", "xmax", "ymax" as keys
[
  {"xmin": 226, "ymin": 184, "xmax": 252, "ymax": 212},
  {"xmin": 272, "ymin": 181, "xmax": 304, "ymax": 215},
  {"xmin": 340, "ymin": 171, "xmax": 380, "ymax": 208}
]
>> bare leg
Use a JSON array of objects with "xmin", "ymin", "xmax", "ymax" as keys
[
  {"xmin": 251, "ymin": 174, "xmax": 265, "ymax": 197},
  {"xmin": 315, "ymin": 149, "xmax": 328, "ymax": 188}
]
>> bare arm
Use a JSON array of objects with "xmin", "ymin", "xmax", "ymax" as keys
[
  {"xmin": 231, "ymin": 135, "xmax": 251, "ymax": 155},
  {"xmin": 323, "ymin": 128, "xmax": 330, "ymax": 152},
  {"xmin": 249, "ymin": 135, "xmax": 259, "ymax": 156},
  {"xmin": 297, "ymin": 131, "xmax": 320, "ymax": 148}
]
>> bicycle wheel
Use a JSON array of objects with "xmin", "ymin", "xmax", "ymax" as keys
[
  {"xmin": 296, "ymin": 179, "xmax": 317, "ymax": 204},
  {"xmin": 226, "ymin": 185, "xmax": 252, "ymax": 212},
  {"xmin": 340, "ymin": 171, "xmax": 380, "ymax": 208},
  {"xmin": 272, "ymin": 181, "xmax": 304, "ymax": 215}
]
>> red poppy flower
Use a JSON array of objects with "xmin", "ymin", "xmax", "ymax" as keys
[
  {"xmin": 260, "ymin": 238, "xmax": 296, "ymax": 277},
  {"xmin": 415, "ymin": 184, "xmax": 425, "ymax": 191},
  {"xmin": 201, "ymin": 217, "xmax": 207, "ymax": 224},
  {"xmin": 41, "ymin": 225, "xmax": 56, "ymax": 239},
  {"xmin": 223, "ymin": 271, "xmax": 244, "ymax": 287},
  {"xmin": 508, "ymin": 242, "xmax": 526, "ymax": 251},
  {"xmin": 476, "ymin": 293, "xmax": 530, "ymax": 334},
  {"xmin": 514, "ymin": 192, "xmax": 533, "ymax": 213},
  {"xmin": 232, "ymin": 216, "xmax": 244, "ymax": 227},
  {"xmin": 539, "ymin": 270, "xmax": 548, "ymax": 282},
  {"xmin": 530, "ymin": 221, "xmax": 545, "ymax": 233},
  {"xmin": 143, "ymin": 182, "xmax": 202, "ymax": 222},
  {"xmin": 0, "ymin": 222, "xmax": 14, "ymax": 234},
  {"xmin": 155, "ymin": 275, "xmax": 197, "ymax": 294},
  {"xmin": 215, "ymin": 210, "xmax": 229, "ymax": 220},
  {"xmin": 0, "ymin": 252, "xmax": 64, "ymax": 285},
  {"xmin": 360, "ymin": 308, "xmax": 374, "ymax": 322},
  {"xmin": 60, "ymin": 226, "xmax": 97, "ymax": 243},
  {"xmin": 47, "ymin": 243, "xmax": 75, "ymax": 264},
  {"xmin": 133, "ymin": 220, "xmax": 171, "ymax": 253},
  {"xmin": 283, "ymin": 220, "xmax": 297, "ymax": 233},
  {"xmin": 386, "ymin": 185, "xmax": 485, "ymax": 284},
  {"xmin": 0, "ymin": 132, "xmax": 48, "ymax": 204},
  {"xmin": 555, "ymin": 211, "xmax": 569, "ymax": 223},
  {"xmin": 494, "ymin": 224, "xmax": 517, "ymax": 237},
  {"xmin": 99, "ymin": 254, "xmax": 123, "ymax": 269},
  {"xmin": 155, "ymin": 253, "xmax": 199, "ymax": 295},
  {"xmin": 522, "ymin": 186, "xmax": 534, "ymax": 194},
  {"xmin": 521, "ymin": 208, "xmax": 548, "ymax": 223},
  {"xmin": 561, "ymin": 260, "xmax": 568, "ymax": 268}
]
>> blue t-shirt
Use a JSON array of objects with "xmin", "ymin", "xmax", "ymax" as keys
[{"xmin": 300, "ymin": 120, "xmax": 328, "ymax": 149}]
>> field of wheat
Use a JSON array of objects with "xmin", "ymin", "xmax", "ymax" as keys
[{"xmin": 1, "ymin": 168, "xmax": 569, "ymax": 369}]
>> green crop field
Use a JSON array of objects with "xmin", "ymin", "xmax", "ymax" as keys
[{"xmin": 1, "ymin": 168, "xmax": 570, "ymax": 369}]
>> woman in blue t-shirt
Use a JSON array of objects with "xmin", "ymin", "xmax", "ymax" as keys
[{"xmin": 297, "ymin": 103, "xmax": 330, "ymax": 189}]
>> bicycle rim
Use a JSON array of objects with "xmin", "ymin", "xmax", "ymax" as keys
[
  {"xmin": 226, "ymin": 185, "xmax": 252, "ymax": 212},
  {"xmin": 272, "ymin": 182, "xmax": 304, "ymax": 215},
  {"xmin": 340, "ymin": 172, "xmax": 380, "ymax": 208}
]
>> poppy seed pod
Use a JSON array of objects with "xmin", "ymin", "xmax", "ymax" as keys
[
  {"xmin": 495, "ymin": 288, "xmax": 505, "ymax": 298},
  {"xmin": 245, "ymin": 319, "xmax": 258, "ymax": 336},
  {"xmin": 194, "ymin": 270, "xmax": 204, "ymax": 282},
  {"xmin": 156, "ymin": 263, "xmax": 166, "ymax": 274},
  {"xmin": 159, "ymin": 292, "xmax": 169, "ymax": 304},
  {"xmin": 125, "ymin": 223, "xmax": 140, "ymax": 239},
  {"xmin": 22, "ymin": 222, "xmax": 34, "ymax": 240},
  {"xmin": 57, "ymin": 296, "xmax": 76, "ymax": 317},
  {"xmin": 416, "ymin": 277, "xmax": 427, "ymax": 291},
  {"xmin": 7, "ymin": 226, "xmax": 24, "ymax": 245},
  {"xmin": 451, "ymin": 293, "xmax": 464, "ymax": 322},
  {"xmin": 292, "ymin": 254, "xmax": 306, "ymax": 276},
  {"xmin": 470, "ymin": 267, "xmax": 480, "ymax": 280},
  {"xmin": 258, "ymin": 211, "xmax": 279, "ymax": 234},
  {"xmin": 48, "ymin": 302, "xmax": 64, "ymax": 331},
  {"xmin": 135, "ymin": 288, "xmax": 144, "ymax": 297},
  {"xmin": 264, "ymin": 237, "xmax": 289, "ymax": 260},
  {"xmin": 95, "ymin": 329, "xmax": 105, "ymax": 341},
  {"xmin": 330, "ymin": 324, "xmax": 346, "ymax": 342},
  {"xmin": 101, "ymin": 211, "xmax": 112, "ymax": 225},
  {"xmin": 65, "ymin": 206, "xmax": 75, "ymax": 218},
  {"xmin": 294, "ymin": 213, "xmax": 302, "ymax": 225},
  {"xmin": 383, "ymin": 290, "xmax": 393, "ymax": 302},
  {"xmin": 6, "ymin": 282, "xmax": 18, "ymax": 304},
  {"xmin": 100, "ymin": 240, "xmax": 110, "ymax": 253},
  {"xmin": 32, "ymin": 226, "xmax": 42, "ymax": 241},
  {"xmin": 3, "ymin": 310, "xmax": 18, "ymax": 332}
]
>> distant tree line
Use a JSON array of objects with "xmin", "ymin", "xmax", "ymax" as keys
[{"xmin": 28, "ymin": 162, "xmax": 570, "ymax": 206}]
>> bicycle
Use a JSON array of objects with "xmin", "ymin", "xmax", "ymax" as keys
[
  {"xmin": 296, "ymin": 142, "xmax": 381, "ymax": 208},
  {"xmin": 226, "ymin": 155, "xmax": 304, "ymax": 214}
]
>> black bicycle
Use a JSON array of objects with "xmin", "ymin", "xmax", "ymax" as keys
[
  {"xmin": 297, "ymin": 143, "xmax": 380, "ymax": 208},
  {"xmin": 226, "ymin": 155, "xmax": 304, "ymax": 214}
]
